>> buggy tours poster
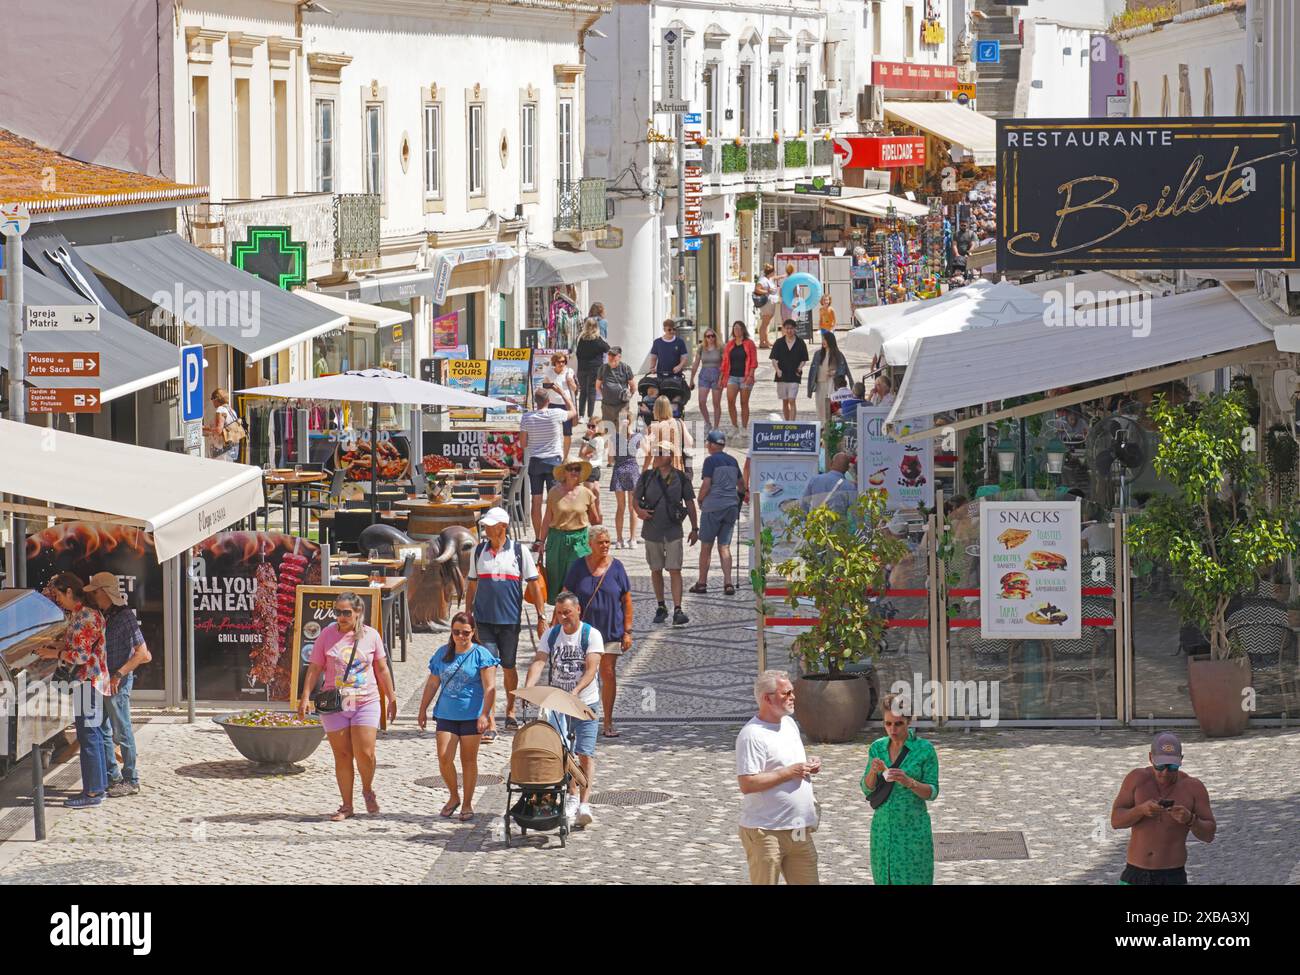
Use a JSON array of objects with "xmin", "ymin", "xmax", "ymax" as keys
[
  {"xmin": 856, "ymin": 406, "xmax": 935, "ymax": 513},
  {"xmin": 488, "ymin": 347, "xmax": 532, "ymax": 416},
  {"xmin": 446, "ymin": 357, "xmax": 490, "ymax": 422},
  {"xmin": 979, "ymin": 500, "xmax": 1081, "ymax": 640}
]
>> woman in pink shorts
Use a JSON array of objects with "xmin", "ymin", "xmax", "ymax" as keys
[{"xmin": 298, "ymin": 592, "xmax": 397, "ymax": 820}]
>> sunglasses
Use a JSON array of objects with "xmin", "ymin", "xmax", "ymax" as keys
[
  {"xmin": 1154, "ymin": 763, "xmax": 1180, "ymax": 773},
  {"xmin": 335, "ymin": 609, "xmax": 354, "ymax": 617},
  {"xmin": 452, "ymin": 628, "xmax": 474, "ymax": 637},
  {"xmin": 883, "ymin": 719, "xmax": 908, "ymax": 728},
  {"xmin": 566, "ymin": 465, "xmax": 583, "ymax": 473}
]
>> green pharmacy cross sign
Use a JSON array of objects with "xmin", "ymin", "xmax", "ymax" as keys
[{"xmin": 231, "ymin": 226, "xmax": 307, "ymax": 289}]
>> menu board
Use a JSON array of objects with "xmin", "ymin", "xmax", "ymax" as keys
[
  {"xmin": 288, "ymin": 585, "xmax": 383, "ymax": 708},
  {"xmin": 856, "ymin": 406, "xmax": 935, "ymax": 512},
  {"xmin": 751, "ymin": 420, "xmax": 820, "ymax": 455},
  {"xmin": 750, "ymin": 453, "xmax": 820, "ymax": 563},
  {"xmin": 445, "ymin": 358, "xmax": 490, "ymax": 422},
  {"xmin": 979, "ymin": 500, "xmax": 1081, "ymax": 640},
  {"xmin": 488, "ymin": 347, "xmax": 532, "ymax": 415}
]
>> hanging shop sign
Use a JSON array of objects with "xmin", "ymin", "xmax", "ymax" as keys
[
  {"xmin": 997, "ymin": 117, "xmax": 1300, "ymax": 269},
  {"xmin": 922, "ymin": 20, "xmax": 945, "ymax": 46},
  {"xmin": 793, "ymin": 178, "xmax": 843, "ymax": 196},
  {"xmin": 979, "ymin": 500, "xmax": 1081, "ymax": 641},
  {"xmin": 856, "ymin": 407, "xmax": 934, "ymax": 513},
  {"xmin": 683, "ymin": 121, "xmax": 705, "ymax": 237},
  {"xmin": 231, "ymin": 226, "xmax": 307, "ymax": 290},
  {"xmin": 871, "ymin": 60, "xmax": 958, "ymax": 92},
  {"xmin": 955, "ymin": 82, "xmax": 976, "ymax": 108},
  {"xmin": 837, "ymin": 136, "xmax": 927, "ymax": 170}
]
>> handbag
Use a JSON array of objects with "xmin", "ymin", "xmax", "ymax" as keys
[
  {"xmin": 221, "ymin": 414, "xmax": 246, "ymax": 446},
  {"xmin": 867, "ymin": 744, "xmax": 910, "ymax": 810},
  {"xmin": 751, "ymin": 290, "xmax": 770, "ymax": 309},
  {"xmin": 311, "ymin": 634, "xmax": 361, "ymax": 714}
]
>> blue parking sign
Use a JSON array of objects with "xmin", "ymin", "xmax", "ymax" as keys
[
  {"xmin": 180, "ymin": 344, "xmax": 205, "ymax": 422},
  {"xmin": 975, "ymin": 40, "xmax": 1001, "ymax": 64}
]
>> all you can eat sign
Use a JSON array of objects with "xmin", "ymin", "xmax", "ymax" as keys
[{"xmin": 997, "ymin": 117, "xmax": 1300, "ymax": 269}]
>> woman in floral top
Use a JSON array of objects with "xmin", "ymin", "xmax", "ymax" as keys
[{"xmin": 37, "ymin": 572, "xmax": 110, "ymax": 807}]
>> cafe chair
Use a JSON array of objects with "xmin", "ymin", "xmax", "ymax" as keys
[
  {"xmin": 331, "ymin": 510, "xmax": 377, "ymax": 553},
  {"xmin": 1227, "ymin": 598, "xmax": 1294, "ymax": 711},
  {"xmin": 1045, "ymin": 596, "xmax": 1113, "ymax": 717},
  {"xmin": 380, "ymin": 553, "xmax": 417, "ymax": 662},
  {"xmin": 302, "ymin": 469, "xmax": 347, "ymax": 520},
  {"xmin": 251, "ymin": 473, "xmax": 286, "ymax": 533},
  {"xmin": 957, "ymin": 633, "xmax": 1021, "ymax": 720},
  {"xmin": 504, "ymin": 473, "xmax": 527, "ymax": 539}
]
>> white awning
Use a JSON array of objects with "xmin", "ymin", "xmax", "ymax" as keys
[
  {"xmin": 294, "ymin": 290, "xmax": 411, "ymax": 330},
  {"xmin": 887, "ymin": 286, "xmax": 1277, "ymax": 434},
  {"xmin": 884, "ymin": 101, "xmax": 997, "ymax": 166},
  {"xmin": 524, "ymin": 246, "xmax": 609, "ymax": 288},
  {"xmin": 823, "ymin": 192, "xmax": 931, "ymax": 220},
  {"xmin": 0, "ymin": 419, "xmax": 264, "ymax": 563}
]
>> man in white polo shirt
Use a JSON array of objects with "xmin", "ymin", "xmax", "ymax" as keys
[{"xmin": 735, "ymin": 669, "xmax": 821, "ymax": 884}]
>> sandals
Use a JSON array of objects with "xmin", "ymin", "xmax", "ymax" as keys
[
  {"xmin": 602, "ymin": 725, "xmax": 621, "ymax": 738},
  {"xmin": 481, "ymin": 729, "xmax": 498, "ymax": 744},
  {"xmin": 504, "ymin": 716, "xmax": 520, "ymax": 731},
  {"xmin": 724, "ymin": 584, "xmax": 737, "ymax": 596},
  {"xmin": 439, "ymin": 799, "xmax": 461, "ymax": 818},
  {"xmin": 363, "ymin": 790, "xmax": 380, "ymax": 815},
  {"xmin": 330, "ymin": 805, "xmax": 354, "ymax": 822},
  {"xmin": 459, "ymin": 808, "xmax": 475, "ymax": 822},
  {"xmin": 688, "ymin": 583, "xmax": 708, "ymax": 594}
]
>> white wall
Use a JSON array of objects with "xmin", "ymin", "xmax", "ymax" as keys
[
  {"xmin": 1118, "ymin": 9, "xmax": 1247, "ymax": 119},
  {"xmin": 1026, "ymin": 23, "xmax": 1095, "ymax": 117}
]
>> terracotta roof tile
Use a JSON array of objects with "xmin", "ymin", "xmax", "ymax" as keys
[{"xmin": 0, "ymin": 129, "xmax": 207, "ymax": 214}]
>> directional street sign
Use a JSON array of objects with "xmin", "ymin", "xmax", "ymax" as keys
[
  {"xmin": 24, "ymin": 305, "xmax": 100, "ymax": 331},
  {"xmin": 0, "ymin": 202, "xmax": 31, "ymax": 238},
  {"xmin": 180, "ymin": 344, "xmax": 205, "ymax": 423},
  {"xmin": 27, "ymin": 387, "xmax": 100, "ymax": 414},
  {"xmin": 25, "ymin": 352, "xmax": 100, "ymax": 377},
  {"xmin": 684, "ymin": 112, "xmax": 701, "ymax": 124},
  {"xmin": 683, "ymin": 237, "xmax": 702, "ymax": 252}
]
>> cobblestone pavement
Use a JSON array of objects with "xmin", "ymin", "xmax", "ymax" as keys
[{"xmin": 3, "ymin": 343, "xmax": 1298, "ymax": 884}]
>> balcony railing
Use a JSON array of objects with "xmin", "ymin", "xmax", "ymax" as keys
[
  {"xmin": 334, "ymin": 193, "xmax": 380, "ymax": 263},
  {"xmin": 555, "ymin": 177, "xmax": 608, "ymax": 233}
]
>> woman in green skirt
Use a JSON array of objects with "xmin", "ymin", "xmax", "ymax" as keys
[
  {"xmin": 860, "ymin": 692, "xmax": 940, "ymax": 884},
  {"xmin": 533, "ymin": 460, "xmax": 601, "ymax": 604}
]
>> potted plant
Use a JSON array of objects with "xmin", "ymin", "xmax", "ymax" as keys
[
  {"xmin": 1127, "ymin": 392, "xmax": 1296, "ymax": 737},
  {"xmin": 214, "ymin": 709, "xmax": 325, "ymax": 765},
  {"xmin": 775, "ymin": 490, "xmax": 908, "ymax": 742}
]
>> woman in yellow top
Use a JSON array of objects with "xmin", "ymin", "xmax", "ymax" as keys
[
  {"xmin": 817, "ymin": 293, "xmax": 837, "ymax": 332},
  {"xmin": 643, "ymin": 395, "xmax": 694, "ymax": 474},
  {"xmin": 534, "ymin": 459, "xmax": 602, "ymax": 604}
]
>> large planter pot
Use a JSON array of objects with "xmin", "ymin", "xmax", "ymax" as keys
[
  {"xmin": 214, "ymin": 714, "xmax": 326, "ymax": 765},
  {"xmin": 794, "ymin": 674, "xmax": 874, "ymax": 744},
  {"xmin": 1186, "ymin": 655, "xmax": 1252, "ymax": 738}
]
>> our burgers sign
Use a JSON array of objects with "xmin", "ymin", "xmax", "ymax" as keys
[{"xmin": 979, "ymin": 501, "xmax": 1081, "ymax": 640}]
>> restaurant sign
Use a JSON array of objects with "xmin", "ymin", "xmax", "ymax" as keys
[
  {"xmin": 979, "ymin": 501, "xmax": 1081, "ymax": 641},
  {"xmin": 997, "ymin": 117, "xmax": 1300, "ymax": 269},
  {"xmin": 751, "ymin": 421, "xmax": 820, "ymax": 455},
  {"xmin": 871, "ymin": 60, "xmax": 958, "ymax": 92}
]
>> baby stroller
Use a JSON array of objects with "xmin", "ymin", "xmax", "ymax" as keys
[
  {"xmin": 504, "ymin": 716, "xmax": 588, "ymax": 848},
  {"xmin": 638, "ymin": 373, "xmax": 691, "ymax": 424}
]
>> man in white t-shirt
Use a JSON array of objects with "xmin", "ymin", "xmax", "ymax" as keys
[
  {"xmin": 735, "ymin": 669, "xmax": 821, "ymax": 884},
  {"xmin": 524, "ymin": 592, "xmax": 603, "ymax": 828}
]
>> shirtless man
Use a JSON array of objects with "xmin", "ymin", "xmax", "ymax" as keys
[{"xmin": 1110, "ymin": 733, "xmax": 1216, "ymax": 885}]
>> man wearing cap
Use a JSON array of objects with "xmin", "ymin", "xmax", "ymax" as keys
[
  {"xmin": 801, "ymin": 452, "xmax": 857, "ymax": 517},
  {"xmin": 690, "ymin": 430, "xmax": 742, "ymax": 595},
  {"xmin": 596, "ymin": 346, "xmax": 635, "ymax": 440},
  {"xmin": 1110, "ymin": 732, "xmax": 1216, "ymax": 885},
  {"xmin": 465, "ymin": 507, "xmax": 546, "ymax": 738},
  {"xmin": 634, "ymin": 442, "xmax": 699, "ymax": 625},
  {"xmin": 83, "ymin": 572, "xmax": 151, "ymax": 797}
]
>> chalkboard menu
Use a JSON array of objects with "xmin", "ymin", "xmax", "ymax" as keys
[{"xmin": 288, "ymin": 585, "xmax": 383, "ymax": 707}]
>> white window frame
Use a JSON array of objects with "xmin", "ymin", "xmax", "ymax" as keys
[
  {"xmin": 364, "ymin": 102, "xmax": 384, "ymax": 198},
  {"xmin": 796, "ymin": 66, "xmax": 808, "ymax": 134},
  {"xmin": 558, "ymin": 96, "xmax": 575, "ymax": 186},
  {"xmin": 767, "ymin": 66, "xmax": 780, "ymax": 133},
  {"xmin": 314, "ymin": 96, "xmax": 335, "ymax": 193},
  {"xmin": 423, "ymin": 102, "xmax": 442, "ymax": 199},
  {"xmin": 737, "ymin": 63, "xmax": 752, "ymax": 137},
  {"xmin": 521, "ymin": 101, "xmax": 537, "ymax": 192},
  {"xmin": 703, "ymin": 63, "xmax": 719, "ymax": 136},
  {"xmin": 468, "ymin": 101, "xmax": 485, "ymax": 198}
]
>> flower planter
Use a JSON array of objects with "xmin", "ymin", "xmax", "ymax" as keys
[
  {"xmin": 214, "ymin": 712, "xmax": 326, "ymax": 765},
  {"xmin": 1186, "ymin": 655, "xmax": 1252, "ymax": 738},
  {"xmin": 794, "ymin": 673, "xmax": 875, "ymax": 744}
]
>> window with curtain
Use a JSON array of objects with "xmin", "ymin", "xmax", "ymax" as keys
[
  {"xmin": 737, "ymin": 64, "xmax": 751, "ymax": 136},
  {"xmin": 768, "ymin": 67, "xmax": 780, "ymax": 132},
  {"xmin": 703, "ymin": 65, "xmax": 716, "ymax": 135},
  {"xmin": 796, "ymin": 67, "xmax": 808, "ymax": 133}
]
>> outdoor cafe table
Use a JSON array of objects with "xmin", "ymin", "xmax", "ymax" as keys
[
  {"xmin": 396, "ymin": 497, "xmax": 499, "ymax": 538},
  {"xmin": 317, "ymin": 508, "xmax": 410, "ymax": 550},
  {"xmin": 264, "ymin": 469, "xmax": 328, "ymax": 537},
  {"xmin": 329, "ymin": 573, "xmax": 410, "ymax": 661}
]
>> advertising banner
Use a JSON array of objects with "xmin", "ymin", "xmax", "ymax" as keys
[
  {"xmin": 997, "ymin": 117, "xmax": 1300, "ymax": 269},
  {"xmin": 488, "ymin": 347, "xmax": 532, "ymax": 415},
  {"xmin": 871, "ymin": 60, "xmax": 958, "ymax": 91},
  {"xmin": 1088, "ymin": 35, "xmax": 1127, "ymax": 118},
  {"xmin": 979, "ymin": 500, "xmax": 1081, "ymax": 640},
  {"xmin": 422, "ymin": 430, "xmax": 524, "ymax": 471},
  {"xmin": 839, "ymin": 136, "xmax": 927, "ymax": 170},
  {"xmin": 751, "ymin": 454, "xmax": 820, "ymax": 563},
  {"xmin": 432, "ymin": 310, "xmax": 461, "ymax": 350},
  {"xmin": 445, "ymin": 358, "xmax": 490, "ymax": 422},
  {"xmin": 856, "ymin": 407, "xmax": 934, "ymax": 512},
  {"xmin": 288, "ymin": 585, "xmax": 382, "ymax": 707},
  {"xmin": 751, "ymin": 420, "xmax": 820, "ymax": 455}
]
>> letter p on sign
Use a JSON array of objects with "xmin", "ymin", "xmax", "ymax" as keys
[{"xmin": 181, "ymin": 344, "xmax": 205, "ymax": 422}]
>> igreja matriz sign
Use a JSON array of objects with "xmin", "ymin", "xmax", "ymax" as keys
[{"xmin": 997, "ymin": 117, "xmax": 1300, "ymax": 269}]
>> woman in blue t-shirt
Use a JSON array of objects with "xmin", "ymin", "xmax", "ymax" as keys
[{"xmin": 417, "ymin": 612, "xmax": 498, "ymax": 822}]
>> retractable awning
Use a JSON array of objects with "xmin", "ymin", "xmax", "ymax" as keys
[
  {"xmin": 0, "ymin": 271, "xmax": 179, "ymax": 402},
  {"xmin": 525, "ymin": 246, "xmax": 609, "ymax": 288},
  {"xmin": 823, "ymin": 192, "xmax": 931, "ymax": 220},
  {"xmin": 294, "ymin": 290, "xmax": 411, "ymax": 330},
  {"xmin": 884, "ymin": 101, "xmax": 997, "ymax": 166},
  {"xmin": 0, "ymin": 418, "xmax": 263, "ymax": 562},
  {"xmin": 76, "ymin": 233, "xmax": 346, "ymax": 361},
  {"xmin": 887, "ymin": 286, "xmax": 1278, "ymax": 438}
]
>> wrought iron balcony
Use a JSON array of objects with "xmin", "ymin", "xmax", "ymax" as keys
[
  {"xmin": 334, "ymin": 193, "xmax": 380, "ymax": 263},
  {"xmin": 555, "ymin": 177, "xmax": 608, "ymax": 234}
]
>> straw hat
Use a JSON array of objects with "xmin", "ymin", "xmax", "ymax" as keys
[{"xmin": 553, "ymin": 459, "xmax": 593, "ymax": 482}]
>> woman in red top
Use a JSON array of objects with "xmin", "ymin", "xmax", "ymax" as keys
[
  {"xmin": 36, "ymin": 572, "xmax": 110, "ymax": 807},
  {"xmin": 721, "ymin": 321, "xmax": 758, "ymax": 432}
]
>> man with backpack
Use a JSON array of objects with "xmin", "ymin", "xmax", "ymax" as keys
[
  {"xmin": 464, "ymin": 507, "xmax": 546, "ymax": 741},
  {"xmin": 523, "ymin": 591, "xmax": 603, "ymax": 828},
  {"xmin": 635, "ymin": 442, "xmax": 700, "ymax": 626}
]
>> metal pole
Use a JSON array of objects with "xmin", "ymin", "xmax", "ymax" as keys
[
  {"xmin": 675, "ymin": 113, "xmax": 686, "ymax": 321},
  {"xmin": 5, "ymin": 232, "xmax": 24, "ymax": 422},
  {"xmin": 186, "ymin": 556, "xmax": 197, "ymax": 724},
  {"xmin": 370, "ymin": 402, "xmax": 379, "ymax": 526},
  {"xmin": 30, "ymin": 743, "xmax": 45, "ymax": 841}
]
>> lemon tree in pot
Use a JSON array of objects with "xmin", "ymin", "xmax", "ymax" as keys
[
  {"xmin": 1126, "ymin": 391, "xmax": 1295, "ymax": 737},
  {"xmin": 775, "ymin": 490, "xmax": 908, "ymax": 743}
]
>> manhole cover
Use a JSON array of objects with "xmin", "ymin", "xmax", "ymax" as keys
[
  {"xmin": 933, "ymin": 831, "xmax": 1029, "ymax": 861},
  {"xmin": 416, "ymin": 774, "xmax": 505, "ymax": 789},
  {"xmin": 589, "ymin": 790, "xmax": 672, "ymax": 807}
]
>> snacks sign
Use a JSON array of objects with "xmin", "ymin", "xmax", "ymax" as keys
[
  {"xmin": 979, "ymin": 501, "xmax": 1081, "ymax": 640},
  {"xmin": 856, "ymin": 407, "xmax": 934, "ymax": 512}
]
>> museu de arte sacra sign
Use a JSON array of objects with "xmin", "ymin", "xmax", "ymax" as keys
[{"xmin": 996, "ymin": 117, "xmax": 1300, "ymax": 270}]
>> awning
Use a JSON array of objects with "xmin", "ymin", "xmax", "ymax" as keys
[
  {"xmin": 22, "ymin": 226, "xmax": 129, "ymax": 316},
  {"xmin": 0, "ymin": 271, "xmax": 180, "ymax": 402},
  {"xmin": 824, "ymin": 192, "xmax": 932, "ymax": 220},
  {"xmin": 76, "ymin": 233, "xmax": 346, "ymax": 361},
  {"xmin": 887, "ymin": 286, "xmax": 1277, "ymax": 437},
  {"xmin": 884, "ymin": 101, "xmax": 997, "ymax": 166},
  {"xmin": 0, "ymin": 418, "xmax": 264, "ymax": 563},
  {"xmin": 294, "ymin": 290, "xmax": 411, "ymax": 331},
  {"xmin": 525, "ymin": 246, "xmax": 609, "ymax": 288}
]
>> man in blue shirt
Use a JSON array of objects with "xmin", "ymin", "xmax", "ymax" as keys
[
  {"xmin": 84, "ymin": 572, "xmax": 151, "ymax": 797},
  {"xmin": 801, "ymin": 452, "xmax": 857, "ymax": 516},
  {"xmin": 647, "ymin": 319, "xmax": 689, "ymax": 378},
  {"xmin": 691, "ymin": 430, "xmax": 743, "ymax": 595}
]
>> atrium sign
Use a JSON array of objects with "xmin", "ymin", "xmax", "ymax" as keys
[{"xmin": 997, "ymin": 117, "xmax": 1300, "ymax": 270}]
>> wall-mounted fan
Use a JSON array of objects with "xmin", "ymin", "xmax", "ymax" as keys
[{"xmin": 1085, "ymin": 414, "xmax": 1149, "ymax": 509}]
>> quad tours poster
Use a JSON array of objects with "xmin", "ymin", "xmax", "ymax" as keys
[
  {"xmin": 979, "ymin": 500, "xmax": 1081, "ymax": 640},
  {"xmin": 445, "ymin": 358, "xmax": 490, "ymax": 422}
]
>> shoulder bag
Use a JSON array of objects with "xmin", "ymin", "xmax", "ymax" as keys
[
  {"xmin": 431, "ymin": 646, "xmax": 481, "ymax": 720},
  {"xmin": 311, "ymin": 633, "xmax": 361, "ymax": 714},
  {"xmin": 866, "ymin": 743, "xmax": 911, "ymax": 810}
]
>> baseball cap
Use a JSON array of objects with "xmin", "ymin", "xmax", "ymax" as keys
[
  {"xmin": 1151, "ymin": 732, "xmax": 1183, "ymax": 763},
  {"xmin": 83, "ymin": 572, "xmax": 127, "ymax": 607},
  {"xmin": 479, "ymin": 507, "xmax": 510, "ymax": 528},
  {"xmin": 608, "ymin": 346, "xmax": 622, "ymax": 355},
  {"xmin": 706, "ymin": 429, "xmax": 727, "ymax": 446}
]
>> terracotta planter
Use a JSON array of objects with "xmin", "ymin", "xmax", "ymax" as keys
[
  {"xmin": 1186, "ymin": 655, "xmax": 1252, "ymax": 738},
  {"xmin": 794, "ymin": 674, "xmax": 874, "ymax": 744}
]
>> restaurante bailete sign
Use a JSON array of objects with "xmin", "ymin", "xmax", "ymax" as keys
[{"xmin": 996, "ymin": 117, "xmax": 1300, "ymax": 270}]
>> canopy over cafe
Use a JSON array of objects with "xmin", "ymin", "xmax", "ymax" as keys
[{"xmin": 766, "ymin": 116, "xmax": 1300, "ymax": 729}]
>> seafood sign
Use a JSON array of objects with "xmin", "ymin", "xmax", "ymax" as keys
[
  {"xmin": 979, "ymin": 500, "xmax": 1080, "ymax": 640},
  {"xmin": 856, "ymin": 406, "xmax": 934, "ymax": 513}
]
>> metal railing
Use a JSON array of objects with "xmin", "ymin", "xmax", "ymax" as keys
[
  {"xmin": 555, "ymin": 177, "xmax": 607, "ymax": 232},
  {"xmin": 334, "ymin": 193, "xmax": 380, "ymax": 261}
]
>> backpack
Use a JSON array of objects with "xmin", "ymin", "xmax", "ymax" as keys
[
  {"xmin": 473, "ymin": 539, "xmax": 526, "ymax": 602},
  {"xmin": 544, "ymin": 622, "xmax": 591, "ymax": 688},
  {"xmin": 637, "ymin": 469, "xmax": 688, "ymax": 524}
]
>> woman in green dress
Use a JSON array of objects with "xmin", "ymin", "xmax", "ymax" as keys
[
  {"xmin": 534, "ymin": 460, "xmax": 601, "ymax": 604},
  {"xmin": 860, "ymin": 692, "xmax": 940, "ymax": 884}
]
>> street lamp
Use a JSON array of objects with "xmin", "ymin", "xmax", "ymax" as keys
[
  {"xmin": 1044, "ymin": 437, "xmax": 1066, "ymax": 475},
  {"xmin": 995, "ymin": 435, "xmax": 1017, "ymax": 473}
]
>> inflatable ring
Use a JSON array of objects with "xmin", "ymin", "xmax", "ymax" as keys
[{"xmin": 780, "ymin": 272, "xmax": 822, "ymax": 315}]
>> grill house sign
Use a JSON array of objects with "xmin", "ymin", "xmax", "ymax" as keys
[{"xmin": 997, "ymin": 117, "xmax": 1300, "ymax": 269}]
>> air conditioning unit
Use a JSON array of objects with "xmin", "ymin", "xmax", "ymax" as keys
[
  {"xmin": 813, "ymin": 89, "xmax": 838, "ymax": 127},
  {"xmin": 857, "ymin": 85, "xmax": 884, "ymax": 124},
  {"xmin": 761, "ymin": 205, "xmax": 780, "ymax": 233}
]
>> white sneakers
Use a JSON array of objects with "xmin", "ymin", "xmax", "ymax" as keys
[
  {"xmin": 576, "ymin": 803, "xmax": 594, "ymax": 827},
  {"xmin": 564, "ymin": 793, "xmax": 580, "ymax": 822},
  {"xmin": 563, "ymin": 794, "xmax": 594, "ymax": 828}
]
